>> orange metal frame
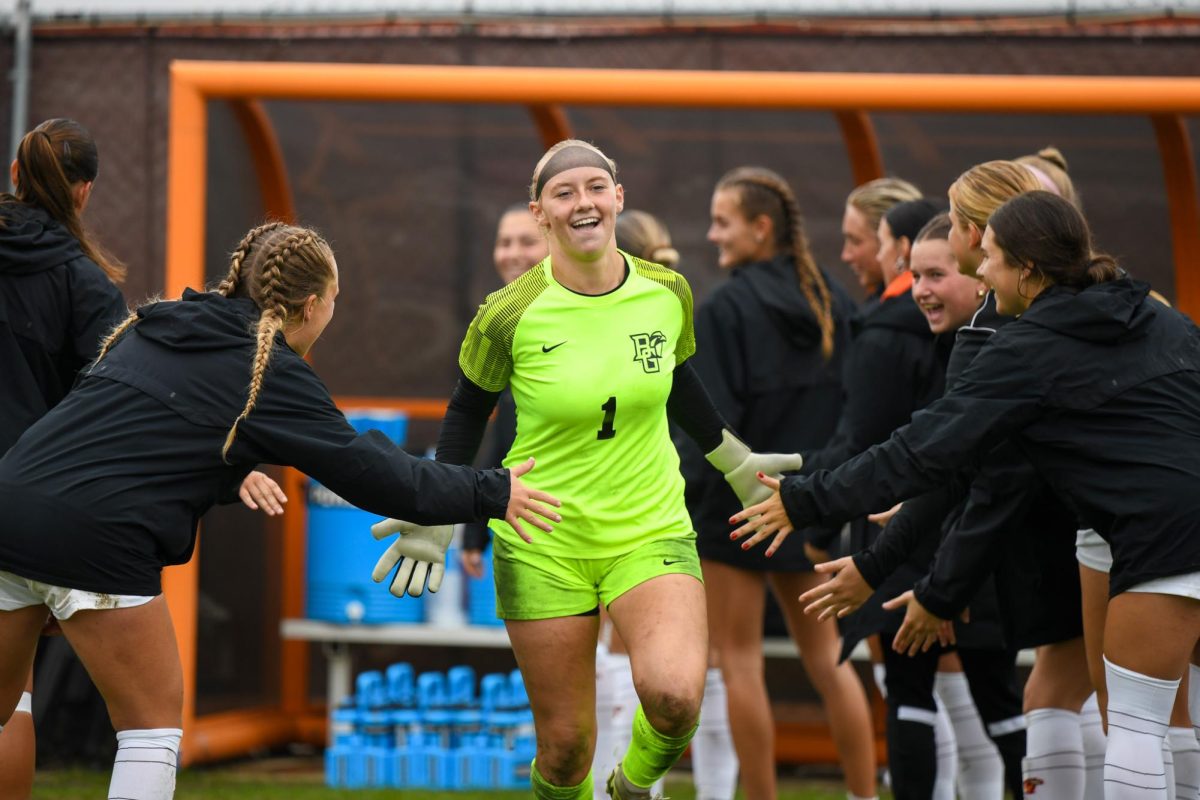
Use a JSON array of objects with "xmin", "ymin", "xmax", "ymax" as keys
[{"xmin": 166, "ymin": 60, "xmax": 1200, "ymax": 764}]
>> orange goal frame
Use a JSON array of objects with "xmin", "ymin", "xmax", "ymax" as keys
[{"xmin": 165, "ymin": 60, "xmax": 1200, "ymax": 764}]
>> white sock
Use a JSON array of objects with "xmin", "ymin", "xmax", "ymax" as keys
[
  {"xmin": 1023, "ymin": 708, "xmax": 1085, "ymax": 799},
  {"xmin": 1104, "ymin": 657, "xmax": 1177, "ymax": 799},
  {"xmin": 935, "ymin": 670, "xmax": 1006, "ymax": 799},
  {"xmin": 1190, "ymin": 665, "xmax": 1200, "ymax": 748},
  {"xmin": 15, "ymin": 691, "xmax": 32, "ymax": 715},
  {"xmin": 107, "ymin": 728, "xmax": 181, "ymax": 800},
  {"xmin": 1081, "ymin": 693, "xmax": 1108, "ymax": 800},
  {"xmin": 1169, "ymin": 727, "xmax": 1199, "ymax": 800},
  {"xmin": 1164, "ymin": 737, "xmax": 1178, "ymax": 800},
  {"xmin": 872, "ymin": 662, "xmax": 888, "ymax": 699},
  {"xmin": 691, "ymin": 668, "xmax": 738, "ymax": 800},
  {"xmin": 934, "ymin": 696, "xmax": 959, "ymax": 800},
  {"xmin": 593, "ymin": 650, "xmax": 630, "ymax": 800}
]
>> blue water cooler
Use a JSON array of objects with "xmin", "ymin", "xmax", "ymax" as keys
[{"xmin": 306, "ymin": 411, "xmax": 424, "ymax": 623}]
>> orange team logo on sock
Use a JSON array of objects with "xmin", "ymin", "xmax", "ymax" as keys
[{"xmin": 1024, "ymin": 777, "xmax": 1045, "ymax": 794}]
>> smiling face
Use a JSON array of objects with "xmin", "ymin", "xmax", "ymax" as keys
[
  {"xmin": 707, "ymin": 186, "xmax": 773, "ymax": 270},
  {"xmin": 841, "ymin": 204, "xmax": 883, "ymax": 292},
  {"xmin": 530, "ymin": 166, "xmax": 623, "ymax": 264},
  {"xmin": 493, "ymin": 208, "xmax": 547, "ymax": 285},
  {"xmin": 910, "ymin": 239, "xmax": 983, "ymax": 334},
  {"xmin": 977, "ymin": 226, "xmax": 1038, "ymax": 317}
]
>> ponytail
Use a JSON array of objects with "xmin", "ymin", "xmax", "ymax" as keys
[
  {"xmin": 716, "ymin": 167, "xmax": 835, "ymax": 359},
  {"xmin": 1085, "ymin": 254, "xmax": 1121, "ymax": 286},
  {"xmin": 8, "ymin": 119, "xmax": 125, "ymax": 283}
]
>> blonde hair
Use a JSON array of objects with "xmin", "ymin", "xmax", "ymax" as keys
[
  {"xmin": 845, "ymin": 177, "xmax": 923, "ymax": 233},
  {"xmin": 948, "ymin": 160, "xmax": 1043, "ymax": 232},
  {"xmin": 95, "ymin": 222, "xmax": 336, "ymax": 462},
  {"xmin": 716, "ymin": 166, "xmax": 836, "ymax": 359},
  {"xmin": 616, "ymin": 209, "xmax": 679, "ymax": 268},
  {"xmin": 1015, "ymin": 147, "xmax": 1080, "ymax": 209},
  {"xmin": 528, "ymin": 139, "xmax": 618, "ymax": 202}
]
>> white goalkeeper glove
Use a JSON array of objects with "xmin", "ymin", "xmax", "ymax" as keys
[
  {"xmin": 370, "ymin": 518, "xmax": 453, "ymax": 598},
  {"xmin": 705, "ymin": 429, "xmax": 804, "ymax": 508}
]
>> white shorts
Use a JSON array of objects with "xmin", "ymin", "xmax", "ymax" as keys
[
  {"xmin": 0, "ymin": 570, "xmax": 155, "ymax": 620},
  {"xmin": 1075, "ymin": 528, "xmax": 1113, "ymax": 574},
  {"xmin": 1127, "ymin": 571, "xmax": 1200, "ymax": 601}
]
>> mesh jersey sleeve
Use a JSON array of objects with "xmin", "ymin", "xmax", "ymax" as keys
[
  {"xmin": 458, "ymin": 265, "xmax": 550, "ymax": 392},
  {"xmin": 629, "ymin": 255, "xmax": 696, "ymax": 363}
]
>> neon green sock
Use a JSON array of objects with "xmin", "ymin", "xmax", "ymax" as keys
[
  {"xmin": 531, "ymin": 759, "xmax": 594, "ymax": 800},
  {"xmin": 620, "ymin": 704, "xmax": 698, "ymax": 787}
]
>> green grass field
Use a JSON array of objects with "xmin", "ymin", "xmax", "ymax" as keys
[{"xmin": 31, "ymin": 761, "xmax": 864, "ymax": 799}]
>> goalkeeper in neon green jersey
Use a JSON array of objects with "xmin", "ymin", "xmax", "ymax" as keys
[{"xmin": 413, "ymin": 140, "xmax": 803, "ymax": 800}]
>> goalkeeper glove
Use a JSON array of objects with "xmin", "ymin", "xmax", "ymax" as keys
[{"xmin": 370, "ymin": 518, "xmax": 453, "ymax": 598}]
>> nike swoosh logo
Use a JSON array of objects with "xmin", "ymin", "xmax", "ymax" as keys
[
  {"xmin": 662, "ymin": 559, "xmax": 684, "ymax": 566},
  {"xmin": 542, "ymin": 341, "xmax": 567, "ymax": 353}
]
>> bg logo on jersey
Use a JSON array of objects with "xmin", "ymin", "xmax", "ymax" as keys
[{"xmin": 630, "ymin": 331, "xmax": 667, "ymax": 373}]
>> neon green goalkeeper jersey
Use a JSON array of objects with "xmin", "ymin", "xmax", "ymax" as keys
[{"xmin": 459, "ymin": 252, "xmax": 697, "ymax": 557}]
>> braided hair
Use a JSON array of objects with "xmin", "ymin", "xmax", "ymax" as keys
[
  {"xmin": 221, "ymin": 225, "xmax": 334, "ymax": 461},
  {"xmin": 715, "ymin": 166, "xmax": 836, "ymax": 359}
]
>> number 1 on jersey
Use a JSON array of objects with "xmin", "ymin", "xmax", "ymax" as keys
[{"xmin": 597, "ymin": 396, "xmax": 617, "ymax": 440}]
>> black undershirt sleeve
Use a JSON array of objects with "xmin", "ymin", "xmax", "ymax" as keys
[
  {"xmin": 435, "ymin": 371, "xmax": 502, "ymax": 467},
  {"xmin": 667, "ymin": 359, "xmax": 728, "ymax": 454}
]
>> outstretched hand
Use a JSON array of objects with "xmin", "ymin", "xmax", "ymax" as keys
[
  {"xmin": 728, "ymin": 473, "xmax": 795, "ymax": 557},
  {"xmin": 239, "ymin": 470, "xmax": 287, "ymax": 515},
  {"xmin": 882, "ymin": 590, "xmax": 955, "ymax": 655},
  {"xmin": 505, "ymin": 458, "xmax": 562, "ymax": 543},
  {"xmin": 798, "ymin": 556, "xmax": 872, "ymax": 621}
]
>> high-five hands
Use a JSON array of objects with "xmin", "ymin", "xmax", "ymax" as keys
[
  {"xmin": 706, "ymin": 431, "xmax": 804, "ymax": 508},
  {"xmin": 797, "ymin": 556, "xmax": 872, "ymax": 621},
  {"xmin": 370, "ymin": 457, "xmax": 562, "ymax": 598},
  {"xmin": 882, "ymin": 590, "xmax": 957, "ymax": 655},
  {"xmin": 728, "ymin": 473, "xmax": 797, "ymax": 557}
]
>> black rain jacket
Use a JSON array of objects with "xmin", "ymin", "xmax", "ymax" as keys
[
  {"xmin": 783, "ymin": 279, "xmax": 1200, "ymax": 596},
  {"xmin": 0, "ymin": 290, "xmax": 510, "ymax": 595},
  {"xmin": 680, "ymin": 255, "xmax": 854, "ymax": 571},
  {"xmin": 0, "ymin": 200, "xmax": 126, "ymax": 453}
]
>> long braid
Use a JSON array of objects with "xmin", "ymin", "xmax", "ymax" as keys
[
  {"xmin": 217, "ymin": 221, "xmax": 287, "ymax": 297},
  {"xmin": 774, "ymin": 180, "xmax": 835, "ymax": 360},
  {"xmin": 221, "ymin": 230, "xmax": 316, "ymax": 462},
  {"xmin": 91, "ymin": 310, "xmax": 139, "ymax": 368}
]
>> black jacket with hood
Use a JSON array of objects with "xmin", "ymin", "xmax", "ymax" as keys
[
  {"xmin": 850, "ymin": 292, "xmax": 1080, "ymax": 651},
  {"xmin": 680, "ymin": 255, "xmax": 854, "ymax": 571},
  {"xmin": 782, "ymin": 279, "xmax": 1200, "ymax": 596},
  {"xmin": 0, "ymin": 200, "xmax": 126, "ymax": 453},
  {"xmin": 0, "ymin": 290, "xmax": 511, "ymax": 595}
]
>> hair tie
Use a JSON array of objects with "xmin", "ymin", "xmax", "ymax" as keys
[{"xmin": 1023, "ymin": 164, "xmax": 1060, "ymax": 196}]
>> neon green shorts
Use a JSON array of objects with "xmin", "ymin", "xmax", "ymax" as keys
[{"xmin": 492, "ymin": 535, "xmax": 703, "ymax": 621}]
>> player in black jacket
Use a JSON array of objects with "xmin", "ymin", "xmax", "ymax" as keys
[
  {"xmin": 0, "ymin": 116, "xmax": 130, "ymax": 800},
  {"xmin": 679, "ymin": 166, "xmax": 874, "ymax": 800},
  {"xmin": 737, "ymin": 190, "xmax": 1200, "ymax": 799},
  {"xmin": 0, "ymin": 222, "xmax": 559, "ymax": 800}
]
